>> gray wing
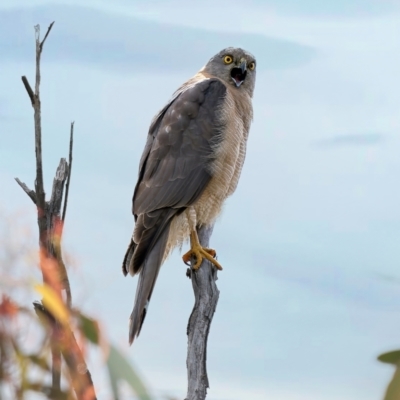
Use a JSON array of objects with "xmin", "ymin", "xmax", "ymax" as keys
[
  {"xmin": 133, "ymin": 78, "xmax": 227, "ymax": 215},
  {"xmin": 124, "ymin": 77, "xmax": 227, "ymax": 274},
  {"xmin": 123, "ymin": 78, "xmax": 227, "ymax": 344}
]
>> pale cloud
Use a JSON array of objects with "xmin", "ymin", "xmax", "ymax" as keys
[{"xmin": 0, "ymin": 5, "xmax": 317, "ymax": 74}]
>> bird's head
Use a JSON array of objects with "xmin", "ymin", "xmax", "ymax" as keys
[{"xmin": 203, "ymin": 47, "xmax": 256, "ymax": 97}]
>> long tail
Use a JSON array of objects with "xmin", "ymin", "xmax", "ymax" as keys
[
  {"xmin": 122, "ymin": 208, "xmax": 177, "ymax": 345},
  {"xmin": 128, "ymin": 226, "xmax": 170, "ymax": 344}
]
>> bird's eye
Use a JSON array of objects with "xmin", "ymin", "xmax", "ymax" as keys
[
  {"xmin": 223, "ymin": 55, "xmax": 233, "ymax": 64},
  {"xmin": 249, "ymin": 62, "xmax": 255, "ymax": 71}
]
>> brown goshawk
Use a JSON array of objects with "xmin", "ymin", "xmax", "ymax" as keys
[{"xmin": 122, "ymin": 47, "xmax": 256, "ymax": 345}]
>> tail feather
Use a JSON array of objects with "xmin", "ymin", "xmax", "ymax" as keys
[
  {"xmin": 124, "ymin": 209, "xmax": 176, "ymax": 277},
  {"xmin": 124, "ymin": 208, "xmax": 181, "ymax": 345},
  {"xmin": 129, "ymin": 226, "xmax": 170, "ymax": 345},
  {"xmin": 131, "ymin": 210, "xmax": 173, "ymax": 274},
  {"xmin": 122, "ymin": 240, "xmax": 136, "ymax": 276}
]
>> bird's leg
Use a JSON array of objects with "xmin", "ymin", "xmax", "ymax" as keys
[{"xmin": 182, "ymin": 229, "xmax": 223, "ymax": 270}]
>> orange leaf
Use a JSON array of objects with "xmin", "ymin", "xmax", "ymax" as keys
[{"xmin": 0, "ymin": 295, "xmax": 18, "ymax": 318}]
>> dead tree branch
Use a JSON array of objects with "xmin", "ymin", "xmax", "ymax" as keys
[
  {"xmin": 186, "ymin": 224, "xmax": 220, "ymax": 400},
  {"xmin": 39, "ymin": 21, "xmax": 55, "ymax": 53},
  {"xmin": 15, "ymin": 178, "xmax": 37, "ymax": 204},
  {"xmin": 21, "ymin": 76, "xmax": 34, "ymax": 106},
  {"xmin": 62, "ymin": 121, "xmax": 74, "ymax": 222},
  {"xmin": 15, "ymin": 22, "xmax": 96, "ymax": 399}
]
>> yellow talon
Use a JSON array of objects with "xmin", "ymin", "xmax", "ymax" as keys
[{"xmin": 182, "ymin": 231, "xmax": 222, "ymax": 271}]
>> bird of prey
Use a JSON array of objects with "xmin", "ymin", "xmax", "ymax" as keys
[{"xmin": 122, "ymin": 47, "xmax": 256, "ymax": 345}]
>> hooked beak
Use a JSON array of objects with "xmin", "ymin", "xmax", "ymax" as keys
[
  {"xmin": 239, "ymin": 59, "xmax": 247, "ymax": 74},
  {"xmin": 230, "ymin": 59, "xmax": 247, "ymax": 88}
]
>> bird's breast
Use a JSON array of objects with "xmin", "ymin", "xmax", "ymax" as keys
[
  {"xmin": 194, "ymin": 89, "xmax": 252, "ymax": 226},
  {"xmin": 163, "ymin": 85, "xmax": 252, "ymax": 260}
]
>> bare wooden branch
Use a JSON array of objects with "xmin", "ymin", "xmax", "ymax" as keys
[
  {"xmin": 39, "ymin": 21, "xmax": 55, "ymax": 53},
  {"xmin": 49, "ymin": 158, "xmax": 68, "ymax": 215},
  {"xmin": 48, "ymin": 158, "xmax": 72, "ymax": 307},
  {"xmin": 17, "ymin": 22, "xmax": 96, "ymax": 399},
  {"xmin": 32, "ymin": 26, "xmax": 45, "ymax": 212},
  {"xmin": 14, "ymin": 178, "xmax": 37, "ymax": 204},
  {"xmin": 34, "ymin": 25, "xmax": 41, "ymax": 99},
  {"xmin": 33, "ymin": 22, "xmax": 58, "ymax": 389},
  {"xmin": 186, "ymin": 224, "xmax": 220, "ymax": 400},
  {"xmin": 62, "ymin": 121, "xmax": 74, "ymax": 222},
  {"xmin": 21, "ymin": 76, "xmax": 34, "ymax": 106}
]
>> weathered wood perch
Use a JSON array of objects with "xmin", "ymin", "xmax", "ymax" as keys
[
  {"xmin": 186, "ymin": 224, "xmax": 220, "ymax": 400},
  {"xmin": 15, "ymin": 22, "xmax": 96, "ymax": 399}
]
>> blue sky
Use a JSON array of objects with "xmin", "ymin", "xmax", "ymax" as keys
[{"xmin": 1, "ymin": 1, "xmax": 400, "ymax": 399}]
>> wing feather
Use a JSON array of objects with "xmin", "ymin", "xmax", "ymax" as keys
[{"xmin": 133, "ymin": 78, "xmax": 227, "ymax": 216}]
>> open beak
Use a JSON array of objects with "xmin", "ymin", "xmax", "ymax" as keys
[{"xmin": 230, "ymin": 59, "xmax": 247, "ymax": 87}]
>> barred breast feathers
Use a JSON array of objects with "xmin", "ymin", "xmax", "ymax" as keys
[{"xmin": 163, "ymin": 78, "xmax": 253, "ymax": 262}]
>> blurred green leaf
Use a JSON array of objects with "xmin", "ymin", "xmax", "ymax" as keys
[
  {"xmin": 378, "ymin": 350, "xmax": 400, "ymax": 365},
  {"xmin": 106, "ymin": 344, "xmax": 153, "ymax": 400},
  {"xmin": 77, "ymin": 313, "xmax": 100, "ymax": 345},
  {"xmin": 382, "ymin": 367, "xmax": 400, "ymax": 400},
  {"xmin": 379, "ymin": 350, "xmax": 400, "ymax": 400}
]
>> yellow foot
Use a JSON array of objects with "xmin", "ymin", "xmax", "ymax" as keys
[
  {"xmin": 182, "ymin": 246, "xmax": 222, "ymax": 270},
  {"xmin": 182, "ymin": 230, "xmax": 222, "ymax": 270}
]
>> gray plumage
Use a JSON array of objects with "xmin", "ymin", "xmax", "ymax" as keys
[{"xmin": 122, "ymin": 47, "xmax": 256, "ymax": 345}]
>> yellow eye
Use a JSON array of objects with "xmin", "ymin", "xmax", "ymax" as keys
[
  {"xmin": 249, "ymin": 62, "xmax": 255, "ymax": 71},
  {"xmin": 224, "ymin": 55, "xmax": 233, "ymax": 64}
]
